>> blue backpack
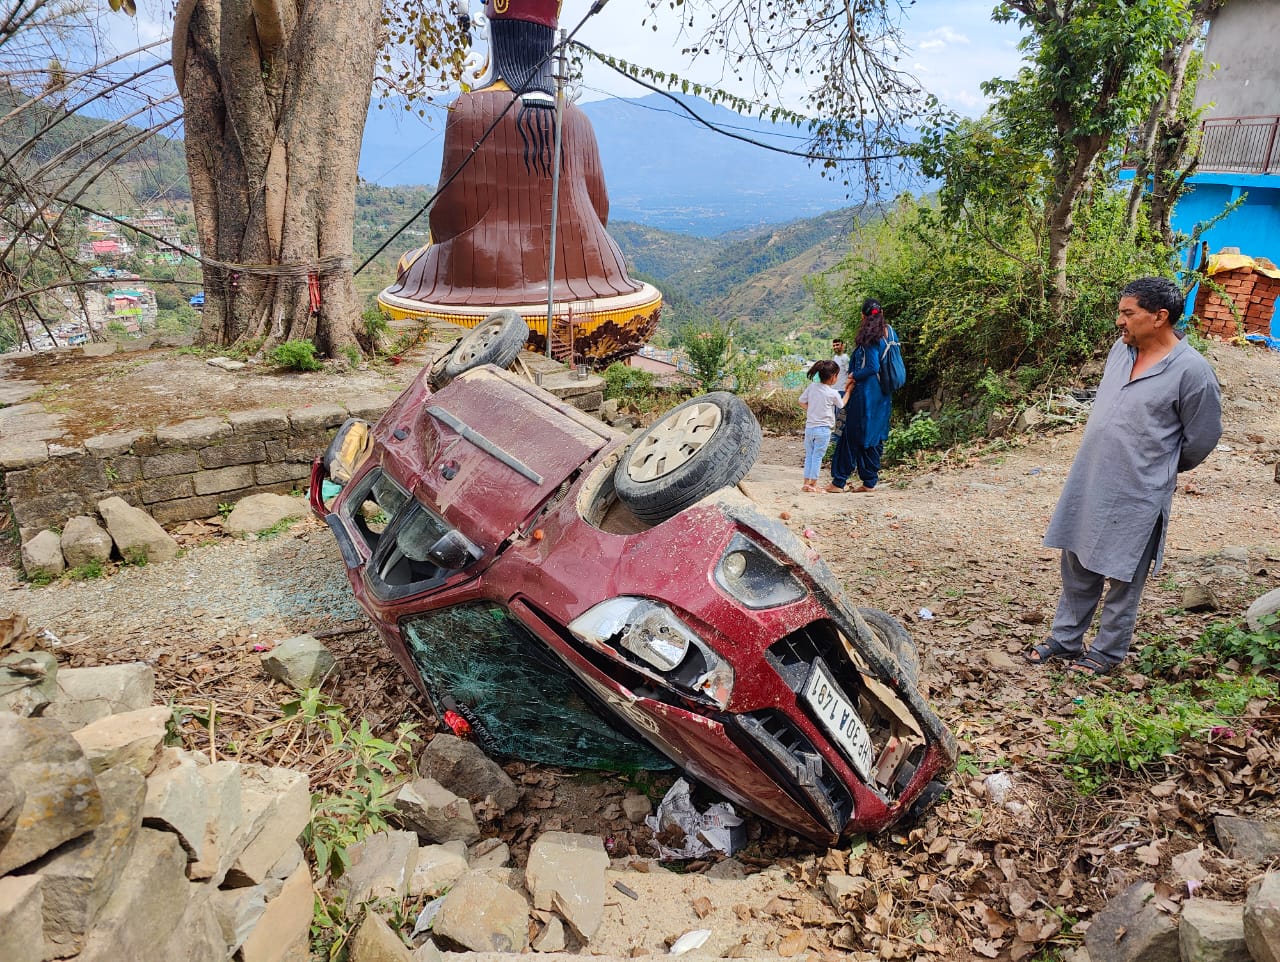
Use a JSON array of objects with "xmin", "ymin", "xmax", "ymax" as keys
[{"xmin": 878, "ymin": 325, "xmax": 907, "ymax": 396}]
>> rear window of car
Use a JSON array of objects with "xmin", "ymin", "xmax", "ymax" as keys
[
  {"xmin": 341, "ymin": 468, "xmax": 408, "ymax": 555},
  {"xmin": 341, "ymin": 468, "xmax": 477, "ymax": 601}
]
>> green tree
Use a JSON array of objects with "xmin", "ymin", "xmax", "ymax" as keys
[
  {"xmin": 980, "ymin": 0, "xmax": 1197, "ymax": 316},
  {"xmin": 681, "ymin": 320, "xmax": 734, "ymax": 394}
]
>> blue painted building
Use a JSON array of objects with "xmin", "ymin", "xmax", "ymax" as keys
[{"xmin": 1170, "ymin": 0, "xmax": 1280, "ymax": 335}]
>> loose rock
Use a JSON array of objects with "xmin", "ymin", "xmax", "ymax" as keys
[
  {"xmin": 1180, "ymin": 898, "xmax": 1249, "ymax": 962},
  {"xmin": 469, "ymin": 837, "xmax": 510, "ymax": 871},
  {"xmin": 21, "ymin": 764, "xmax": 146, "ymax": 958},
  {"xmin": 70, "ymin": 705, "xmax": 169, "ymax": 776},
  {"xmin": 393, "ymin": 777, "xmax": 481, "ymax": 844},
  {"xmin": 1245, "ymin": 872, "xmax": 1280, "ymax": 962},
  {"xmin": 420, "ymin": 733, "xmax": 522, "ymax": 815},
  {"xmin": 621, "ymin": 793, "xmax": 652, "ymax": 825},
  {"xmin": 223, "ymin": 764, "xmax": 311, "ymax": 887},
  {"xmin": 225, "ymin": 494, "xmax": 307, "ymax": 538},
  {"xmin": 96, "ymin": 496, "xmax": 179, "ymax": 564},
  {"xmin": 409, "ymin": 843, "xmax": 469, "ymax": 898},
  {"xmin": 141, "ymin": 749, "xmax": 208, "ymax": 860},
  {"xmin": 0, "ymin": 650, "xmax": 57, "ymax": 716},
  {"xmin": 44, "ymin": 662, "xmax": 155, "ymax": 729},
  {"xmin": 1084, "ymin": 881, "xmax": 1179, "ymax": 962},
  {"xmin": 1182, "ymin": 582, "xmax": 1221, "ymax": 612},
  {"xmin": 337, "ymin": 830, "xmax": 419, "ymax": 910},
  {"xmin": 0, "ymin": 874, "xmax": 45, "ymax": 962},
  {"xmin": 432, "ymin": 873, "xmax": 529, "ymax": 953},
  {"xmin": 526, "ymin": 831, "xmax": 609, "ymax": 942},
  {"xmin": 60, "ymin": 516, "xmax": 113, "ymax": 568},
  {"xmin": 260, "ymin": 634, "xmax": 336, "ymax": 690},
  {"xmin": 1246, "ymin": 587, "xmax": 1280, "ymax": 633},
  {"xmin": 349, "ymin": 911, "xmax": 413, "ymax": 962},
  {"xmin": 1216, "ymin": 816, "xmax": 1280, "ymax": 864},
  {"xmin": 235, "ymin": 863, "xmax": 314, "ymax": 962},
  {"xmin": 74, "ymin": 829, "xmax": 189, "ymax": 962},
  {"xmin": 0, "ymin": 714, "xmax": 103, "ymax": 876},
  {"xmin": 21, "ymin": 529, "xmax": 64, "ymax": 580}
]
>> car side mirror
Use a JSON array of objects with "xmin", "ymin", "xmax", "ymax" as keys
[{"xmin": 427, "ymin": 530, "xmax": 482, "ymax": 569}]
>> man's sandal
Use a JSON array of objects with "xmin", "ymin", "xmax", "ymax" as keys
[
  {"xmin": 1023, "ymin": 639, "xmax": 1074, "ymax": 665},
  {"xmin": 1069, "ymin": 651, "xmax": 1119, "ymax": 677}
]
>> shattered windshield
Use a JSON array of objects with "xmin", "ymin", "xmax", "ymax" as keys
[{"xmin": 401, "ymin": 604, "xmax": 673, "ymax": 771}]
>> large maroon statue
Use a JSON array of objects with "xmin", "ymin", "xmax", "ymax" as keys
[{"xmin": 378, "ymin": 0, "xmax": 662, "ymax": 363}]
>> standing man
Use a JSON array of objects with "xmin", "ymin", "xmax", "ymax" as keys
[
  {"xmin": 831, "ymin": 337, "xmax": 850, "ymax": 442},
  {"xmin": 1026, "ymin": 277, "xmax": 1222, "ymax": 676}
]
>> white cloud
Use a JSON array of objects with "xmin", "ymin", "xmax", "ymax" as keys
[{"xmin": 919, "ymin": 39, "xmax": 946, "ymax": 52}]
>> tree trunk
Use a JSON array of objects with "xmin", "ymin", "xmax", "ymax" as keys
[
  {"xmin": 173, "ymin": 0, "xmax": 380, "ymax": 358},
  {"xmin": 1045, "ymin": 135, "xmax": 1103, "ymax": 318}
]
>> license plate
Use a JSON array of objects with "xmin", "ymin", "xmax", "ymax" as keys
[{"xmin": 802, "ymin": 660, "xmax": 873, "ymax": 780}]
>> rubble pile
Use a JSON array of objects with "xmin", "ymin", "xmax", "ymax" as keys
[{"xmin": 0, "ymin": 643, "xmax": 313, "ymax": 962}]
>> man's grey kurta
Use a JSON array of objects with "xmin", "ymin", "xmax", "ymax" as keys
[{"xmin": 1043, "ymin": 337, "xmax": 1222, "ymax": 582}]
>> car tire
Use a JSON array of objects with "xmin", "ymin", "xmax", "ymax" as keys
[
  {"xmin": 858, "ymin": 607, "xmax": 919, "ymax": 687},
  {"xmin": 613, "ymin": 392, "xmax": 762, "ymax": 525},
  {"xmin": 429, "ymin": 309, "xmax": 529, "ymax": 389}
]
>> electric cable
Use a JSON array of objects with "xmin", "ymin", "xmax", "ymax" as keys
[{"xmin": 575, "ymin": 42, "xmax": 902, "ymax": 165}]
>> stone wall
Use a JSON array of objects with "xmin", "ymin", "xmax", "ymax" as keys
[
  {"xmin": 0, "ymin": 364, "xmax": 608, "ymax": 542},
  {"xmin": 0, "ymin": 399, "xmax": 389, "ymax": 540}
]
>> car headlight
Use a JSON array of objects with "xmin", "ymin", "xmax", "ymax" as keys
[
  {"xmin": 715, "ymin": 533, "xmax": 807, "ymax": 609},
  {"xmin": 568, "ymin": 598, "xmax": 734, "ymax": 709}
]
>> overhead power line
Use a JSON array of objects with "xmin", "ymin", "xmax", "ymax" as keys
[{"xmin": 573, "ymin": 43, "xmax": 903, "ymax": 166}]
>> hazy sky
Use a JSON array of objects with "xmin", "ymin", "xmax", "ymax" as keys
[
  {"xmin": 102, "ymin": 0, "xmax": 1026, "ymax": 119},
  {"xmin": 569, "ymin": 0, "xmax": 1024, "ymax": 114}
]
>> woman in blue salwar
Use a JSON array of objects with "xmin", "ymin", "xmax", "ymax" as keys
[{"xmin": 827, "ymin": 299, "xmax": 893, "ymax": 492}]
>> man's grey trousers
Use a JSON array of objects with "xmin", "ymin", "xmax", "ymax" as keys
[{"xmin": 1049, "ymin": 520, "xmax": 1162, "ymax": 667}]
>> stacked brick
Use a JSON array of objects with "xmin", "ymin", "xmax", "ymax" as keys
[
  {"xmin": 0, "ymin": 398, "xmax": 390, "ymax": 539},
  {"xmin": 1193, "ymin": 264, "xmax": 1280, "ymax": 339}
]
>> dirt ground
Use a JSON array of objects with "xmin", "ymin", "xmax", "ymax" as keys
[{"xmin": 3, "ymin": 337, "xmax": 1280, "ymax": 960}]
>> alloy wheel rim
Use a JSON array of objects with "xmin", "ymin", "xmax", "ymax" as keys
[{"xmin": 626, "ymin": 401, "xmax": 723, "ymax": 481}]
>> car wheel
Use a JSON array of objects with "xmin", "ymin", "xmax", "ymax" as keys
[
  {"xmin": 429, "ymin": 309, "xmax": 529, "ymax": 388},
  {"xmin": 613, "ymin": 392, "xmax": 762, "ymax": 525},
  {"xmin": 858, "ymin": 607, "xmax": 919, "ymax": 688}
]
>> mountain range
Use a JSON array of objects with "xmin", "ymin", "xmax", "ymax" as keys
[{"xmin": 359, "ymin": 93, "xmax": 857, "ymax": 236}]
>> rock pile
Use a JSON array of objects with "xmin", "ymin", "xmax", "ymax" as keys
[
  {"xmin": 21, "ymin": 497, "xmax": 178, "ymax": 580},
  {"xmin": 19, "ymin": 492, "xmax": 308, "ymax": 582},
  {"xmin": 0, "ymin": 654, "xmax": 313, "ymax": 962}
]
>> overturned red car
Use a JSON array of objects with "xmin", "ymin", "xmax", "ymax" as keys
[{"xmin": 312, "ymin": 315, "xmax": 955, "ymax": 843}]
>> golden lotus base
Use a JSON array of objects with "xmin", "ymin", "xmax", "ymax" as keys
[{"xmin": 376, "ymin": 284, "xmax": 663, "ymax": 366}]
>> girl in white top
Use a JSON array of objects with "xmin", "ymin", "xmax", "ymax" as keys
[{"xmin": 797, "ymin": 360, "xmax": 853, "ymax": 493}]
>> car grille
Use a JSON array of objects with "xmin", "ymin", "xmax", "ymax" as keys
[
  {"xmin": 765, "ymin": 621, "xmax": 845, "ymax": 692},
  {"xmin": 736, "ymin": 709, "xmax": 853, "ymax": 835}
]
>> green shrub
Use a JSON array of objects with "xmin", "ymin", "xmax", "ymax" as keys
[
  {"xmin": 602, "ymin": 363, "xmax": 657, "ymax": 404},
  {"xmin": 361, "ymin": 304, "xmax": 391, "ymax": 344},
  {"xmin": 1194, "ymin": 616, "xmax": 1280, "ymax": 670},
  {"xmin": 810, "ymin": 189, "xmax": 1173, "ymax": 415},
  {"xmin": 730, "ymin": 356, "xmax": 764, "ymax": 394},
  {"xmin": 67, "ymin": 559, "xmax": 105, "ymax": 580},
  {"xmin": 884, "ymin": 412, "xmax": 940, "ymax": 464},
  {"xmin": 269, "ymin": 339, "xmax": 324, "ymax": 372},
  {"xmin": 681, "ymin": 320, "xmax": 734, "ymax": 393},
  {"xmin": 1051, "ymin": 674, "xmax": 1277, "ymax": 792},
  {"xmin": 743, "ymin": 390, "xmax": 805, "ymax": 433}
]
